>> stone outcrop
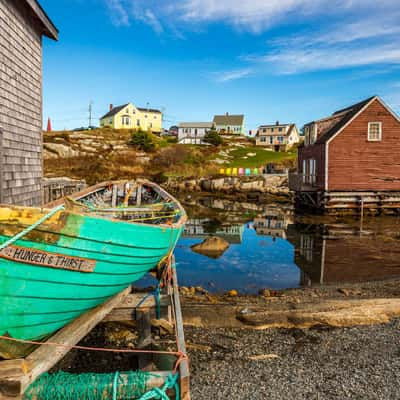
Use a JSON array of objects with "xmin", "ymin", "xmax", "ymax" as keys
[
  {"xmin": 191, "ymin": 236, "xmax": 230, "ymax": 259},
  {"xmin": 43, "ymin": 131, "xmax": 131, "ymax": 160},
  {"xmin": 165, "ymin": 175, "xmax": 290, "ymax": 197}
]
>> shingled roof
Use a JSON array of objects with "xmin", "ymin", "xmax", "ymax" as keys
[
  {"xmin": 213, "ymin": 114, "xmax": 244, "ymax": 126},
  {"xmin": 313, "ymin": 96, "xmax": 377, "ymax": 144},
  {"xmin": 23, "ymin": 0, "xmax": 59, "ymax": 40},
  {"xmin": 100, "ymin": 104, "xmax": 130, "ymax": 120},
  {"xmin": 100, "ymin": 104, "xmax": 162, "ymax": 120}
]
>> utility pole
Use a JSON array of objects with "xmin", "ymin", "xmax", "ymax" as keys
[{"xmin": 88, "ymin": 101, "xmax": 93, "ymax": 128}]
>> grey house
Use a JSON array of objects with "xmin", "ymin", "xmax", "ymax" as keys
[
  {"xmin": 0, "ymin": 0, "xmax": 58, "ymax": 205},
  {"xmin": 213, "ymin": 113, "xmax": 245, "ymax": 135}
]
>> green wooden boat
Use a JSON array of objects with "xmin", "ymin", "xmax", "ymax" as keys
[{"xmin": 0, "ymin": 180, "xmax": 186, "ymax": 359}]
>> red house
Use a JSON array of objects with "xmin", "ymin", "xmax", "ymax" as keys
[{"xmin": 289, "ymin": 96, "xmax": 400, "ymax": 212}]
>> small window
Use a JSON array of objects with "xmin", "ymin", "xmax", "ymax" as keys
[
  {"xmin": 263, "ymin": 128, "xmax": 266, "ymax": 133},
  {"xmin": 154, "ymin": 115, "xmax": 157, "ymax": 119},
  {"xmin": 145, "ymin": 115, "xmax": 148, "ymax": 118},
  {"xmin": 368, "ymin": 122, "xmax": 382, "ymax": 141},
  {"xmin": 278, "ymin": 127, "xmax": 283, "ymax": 132},
  {"xmin": 137, "ymin": 119, "xmax": 140, "ymax": 126}
]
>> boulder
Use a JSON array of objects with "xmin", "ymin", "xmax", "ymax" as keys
[
  {"xmin": 44, "ymin": 143, "xmax": 79, "ymax": 158},
  {"xmin": 191, "ymin": 236, "xmax": 230, "ymax": 259}
]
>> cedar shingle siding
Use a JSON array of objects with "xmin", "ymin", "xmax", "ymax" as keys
[{"xmin": 0, "ymin": 0, "xmax": 45, "ymax": 205}]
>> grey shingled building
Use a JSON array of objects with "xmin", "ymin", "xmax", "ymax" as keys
[{"xmin": 0, "ymin": 0, "xmax": 58, "ymax": 205}]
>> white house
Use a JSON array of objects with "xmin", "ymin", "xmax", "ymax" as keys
[
  {"xmin": 178, "ymin": 122, "xmax": 215, "ymax": 145},
  {"xmin": 256, "ymin": 122, "xmax": 300, "ymax": 151}
]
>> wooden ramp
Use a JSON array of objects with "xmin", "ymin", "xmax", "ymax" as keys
[{"xmin": 0, "ymin": 259, "xmax": 190, "ymax": 400}]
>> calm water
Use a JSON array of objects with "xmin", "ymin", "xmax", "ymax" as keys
[{"xmin": 139, "ymin": 198, "xmax": 400, "ymax": 294}]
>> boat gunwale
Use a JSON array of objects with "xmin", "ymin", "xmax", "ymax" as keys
[{"xmin": 1, "ymin": 179, "xmax": 187, "ymax": 232}]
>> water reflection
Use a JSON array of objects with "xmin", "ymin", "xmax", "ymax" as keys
[
  {"xmin": 141, "ymin": 198, "xmax": 400, "ymax": 293},
  {"xmin": 287, "ymin": 222, "xmax": 400, "ymax": 286}
]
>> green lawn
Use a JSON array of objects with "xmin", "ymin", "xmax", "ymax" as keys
[{"xmin": 226, "ymin": 146, "xmax": 296, "ymax": 168}]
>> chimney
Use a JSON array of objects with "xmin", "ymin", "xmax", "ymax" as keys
[
  {"xmin": 109, "ymin": 104, "xmax": 113, "ymax": 111},
  {"xmin": 226, "ymin": 112, "xmax": 229, "ymax": 116},
  {"xmin": 276, "ymin": 120, "xmax": 280, "ymax": 126}
]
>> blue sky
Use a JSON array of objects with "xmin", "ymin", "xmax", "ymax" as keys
[{"xmin": 41, "ymin": 0, "xmax": 400, "ymax": 131}]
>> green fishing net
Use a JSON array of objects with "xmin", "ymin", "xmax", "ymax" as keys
[{"xmin": 23, "ymin": 370, "xmax": 154, "ymax": 400}]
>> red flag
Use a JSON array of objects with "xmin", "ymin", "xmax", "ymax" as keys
[{"xmin": 47, "ymin": 118, "xmax": 52, "ymax": 132}]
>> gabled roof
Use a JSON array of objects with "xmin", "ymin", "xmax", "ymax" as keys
[
  {"xmin": 100, "ymin": 104, "xmax": 130, "ymax": 120},
  {"xmin": 100, "ymin": 103, "xmax": 162, "ymax": 120},
  {"xmin": 258, "ymin": 123, "xmax": 291, "ymax": 129},
  {"xmin": 213, "ymin": 114, "xmax": 244, "ymax": 126},
  {"xmin": 137, "ymin": 107, "xmax": 162, "ymax": 114},
  {"xmin": 179, "ymin": 122, "xmax": 214, "ymax": 128},
  {"xmin": 310, "ymin": 96, "xmax": 377, "ymax": 144},
  {"xmin": 23, "ymin": 0, "xmax": 59, "ymax": 40},
  {"xmin": 257, "ymin": 123, "xmax": 297, "ymax": 137}
]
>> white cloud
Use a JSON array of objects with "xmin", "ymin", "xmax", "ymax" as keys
[
  {"xmin": 132, "ymin": 8, "xmax": 164, "ymax": 34},
  {"xmin": 246, "ymin": 9, "xmax": 400, "ymax": 74},
  {"xmin": 178, "ymin": 0, "xmax": 399, "ymax": 32},
  {"xmin": 103, "ymin": 0, "xmax": 400, "ymax": 76},
  {"xmin": 105, "ymin": 0, "xmax": 130, "ymax": 27},
  {"xmin": 258, "ymin": 44, "xmax": 400, "ymax": 74},
  {"xmin": 213, "ymin": 68, "xmax": 253, "ymax": 82}
]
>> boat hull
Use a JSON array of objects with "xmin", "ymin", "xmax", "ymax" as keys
[{"xmin": 0, "ymin": 205, "xmax": 183, "ymax": 358}]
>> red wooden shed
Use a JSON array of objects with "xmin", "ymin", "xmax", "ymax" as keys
[{"xmin": 289, "ymin": 96, "xmax": 400, "ymax": 213}]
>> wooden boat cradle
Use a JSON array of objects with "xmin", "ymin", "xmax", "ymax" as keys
[{"xmin": 0, "ymin": 258, "xmax": 190, "ymax": 400}]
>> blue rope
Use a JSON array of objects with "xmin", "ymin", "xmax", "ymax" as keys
[
  {"xmin": 112, "ymin": 371, "xmax": 120, "ymax": 400},
  {"xmin": 155, "ymin": 284, "xmax": 161, "ymax": 320},
  {"xmin": 138, "ymin": 373, "xmax": 179, "ymax": 400}
]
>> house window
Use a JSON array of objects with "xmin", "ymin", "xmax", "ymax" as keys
[
  {"xmin": 263, "ymin": 128, "xmax": 266, "ymax": 133},
  {"xmin": 368, "ymin": 122, "xmax": 382, "ymax": 141},
  {"xmin": 260, "ymin": 137, "xmax": 266, "ymax": 142},
  {"xmin": 271, "ymin": 128, "xmax": 274, "ymax": 132},
  {"xmin": 269, "ymin": 137, "xmax": 273, "ymax": 145},
  {"xmin": 278, "ymin": 136, "xmax": 284, "ymax": 143},
  {"xmin": 137, "ymin": 119, "xmax": 140, "ymax": 127},
  {"xmin": 278, "ymin": 127, "xmax": 283, "ymax": 132},
  {"xmin": 154, "ymin": 115, "xmax": 157, "ymax": 119},
  {"xmin": 145, "ymin": 115, "xmax": 148, "ymax": 118},
  {"xmin": 126, "ymin": 108, "xmax": 129, "ymax": 113},
  {"xmin": 122, "ymin": 116, "xmax": 131, "ymax": 126},
  {"xmin": 109, "ymin": 118, "xmax": 112, "ymax": 124}
]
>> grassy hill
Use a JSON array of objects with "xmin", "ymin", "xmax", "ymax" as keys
[{"xmin": 43, "ymin": 129, "xmax": 297, "ymax": 183}]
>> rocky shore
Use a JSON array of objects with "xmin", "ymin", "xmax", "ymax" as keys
[
  {"xmin": 49, "ymin": 279, "xmax": 400, "ymax": 400},
  {"xmin": 187, "ymin": 319, "xmax": 400, "ymax": 399},
  {"xmin": 165, "ymin": 175, "xmax": 290, "ymax": 198}
]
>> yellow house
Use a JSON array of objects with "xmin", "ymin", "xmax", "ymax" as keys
[{"xmin": 99, "ymin": 103, "xmax": 163, "ymax": 133}]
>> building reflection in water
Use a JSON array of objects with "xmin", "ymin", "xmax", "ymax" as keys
[
  {"xmin": 286, "ymin": 222, "xmax": 400, "ymax": 286},
  {"xmin": 183, "ymin": 219, "xmax": 244, "ymax": 244},
  {"xmin": 253, "ymin": 210, "xmax": 294, "ymax": 240}
]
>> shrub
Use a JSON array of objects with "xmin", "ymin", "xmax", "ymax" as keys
[
  {"xmin": 155, "ymin": 146, "xmax": 191, "ymax": 168},
  {"xmin": 130, "ymin": 130, "xmax": 155, "ymax": 152},
  {"xmin": 203, "ymin": 130, "xmax": 223, "ymax": 146}
]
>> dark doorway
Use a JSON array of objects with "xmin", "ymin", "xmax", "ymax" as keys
[{"xmin": 274, "ymin": 145, "xmax": 280, "ymax": 152}]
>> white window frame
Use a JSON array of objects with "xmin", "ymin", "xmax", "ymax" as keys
[{"xmin": 368, "ymin": 122, "xmax": 382, "ymax": 141}]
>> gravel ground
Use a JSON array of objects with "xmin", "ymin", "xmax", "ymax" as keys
[{"xmin": 187, "ymin": 319, "xmax": 400, "ymax": 400}]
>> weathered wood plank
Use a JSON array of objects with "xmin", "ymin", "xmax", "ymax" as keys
[
  {"xmin": 103, "ymin": 294, "xmax": 170, "ymax": 322},
  {"xmin": 172, "ymin": 258, "xmax": 190, "ymax": 400}
]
